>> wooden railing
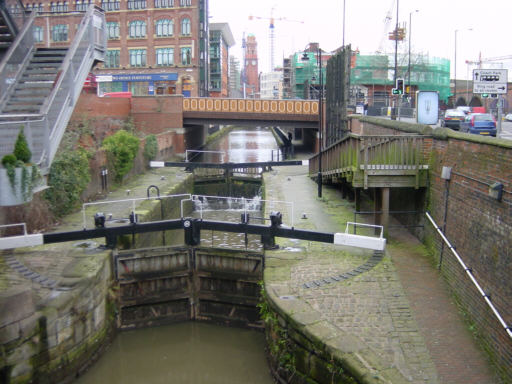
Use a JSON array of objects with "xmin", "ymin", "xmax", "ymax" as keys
[{"xmin": 309, "ymin": 134, "xmax": 430, "ymax": 189}]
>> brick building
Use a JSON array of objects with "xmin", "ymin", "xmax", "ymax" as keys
[{"xmin": 26, "ymin": 0, "xmax": 209, "ymax": 96}]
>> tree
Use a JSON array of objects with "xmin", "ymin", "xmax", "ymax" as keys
[
  {"xmin": 102, "ymin": 130, "xmax": 140, "ymax": 183},
  {"xmin": 13, "ymin": 129, "xmax": 32, "ymax": 163}
]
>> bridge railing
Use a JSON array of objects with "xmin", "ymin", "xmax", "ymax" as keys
[
  {"xmin": 309, "ymin": 133, "xmax": 430, "ymax": 186},
  {"xmin": 183, "ymin": 97, "xmax": 319, "ymax": 115}
]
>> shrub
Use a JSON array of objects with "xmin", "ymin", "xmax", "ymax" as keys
[
  {"xmin": 44, "ymin": 149, "xmax": 91, "ymax": 217},
  {"xmin": 1, "ymin": 154, "xmax": 17, "ymax": 168},
  {"xmin": 13, "ymin": 129, "xmax": 32, "ymax": 163},
  {"xmin": 143, "ymin": 134, "xmax": 158, "ymax": 162},
  {"xmin": 102, "ymin": 130, "xmax": 140, "ymax": 183}
]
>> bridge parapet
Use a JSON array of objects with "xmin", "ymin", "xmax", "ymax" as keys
[{"xmin": 183, "ymin": 97, "xmax": 318, "ymax": 116}]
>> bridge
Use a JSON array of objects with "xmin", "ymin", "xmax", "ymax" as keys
[{"xmin": 183, "ymin": 97, "xmax": 319, "ymax": 128}]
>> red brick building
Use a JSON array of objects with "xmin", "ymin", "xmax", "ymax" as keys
[{"xmin": 26, "ymin": 0, "xmax": 209, "ymax": 96}]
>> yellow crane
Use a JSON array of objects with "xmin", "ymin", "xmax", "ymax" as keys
[{"xmin": 249, "ymin": 8, "xmax": 304, "ymax": 71}]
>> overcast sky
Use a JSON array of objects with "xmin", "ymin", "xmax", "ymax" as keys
[{"xmin": 209, "ymin": 0, "xmax": 512, "ymax": 80}]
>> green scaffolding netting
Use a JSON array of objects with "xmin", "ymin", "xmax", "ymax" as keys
[{"xmin": 350, "ymin": 54, "xmax": 451, "ymax": 101}]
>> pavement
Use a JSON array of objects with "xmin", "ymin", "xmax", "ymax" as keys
[{"xmin": 262, "ymin": 163, "xmax": 499, "ymax": 383}]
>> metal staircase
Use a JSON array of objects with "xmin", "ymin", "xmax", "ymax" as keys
[
  {"xmin": 1, "ymin": 48, "xmax": 68, "ymax": 114},
  {"xmin": 0, "ymin": 2, "xmax": 106, "ymax": 205},
  {"xmin": 0, "ymin": 11, "xmax": 15, "ymax": 60}
]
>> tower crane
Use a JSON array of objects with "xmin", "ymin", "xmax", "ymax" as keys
[
  {"xmin": 376, "ymin": 0, "xmax": 396, "ymax": 54},
  {"xmin": 249, "ymin": 8, "xmax": 304, "ymax": 71},
  {"xmin": 465, "ymin": 53, "xmax": 512, "ymax": 69}
]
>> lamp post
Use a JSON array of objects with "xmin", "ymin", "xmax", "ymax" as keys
[
  {"xmin": 454, "ymin": 28, "xmax": 472, "ymax": 106},
  {"xmin": 408, "ymin": 10, "xmax": 419, "ymax": 105}
]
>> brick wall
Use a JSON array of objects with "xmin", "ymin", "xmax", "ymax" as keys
[
  {"xmin": 351, "ymin": 116, "xmax": 512, "ymax": 381},
  {"xmin": 426, "ymin": 136, "xmax": 512, "ymax": 381}
]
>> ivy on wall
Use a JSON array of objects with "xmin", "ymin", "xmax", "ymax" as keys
[{"xmin": 44, "ymin": 149, "xmax": 91, "ymax": 217}]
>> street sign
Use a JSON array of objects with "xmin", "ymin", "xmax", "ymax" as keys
[{"xmin": 473, "ymin": 69, "xmax": 508, "ymax": 94}]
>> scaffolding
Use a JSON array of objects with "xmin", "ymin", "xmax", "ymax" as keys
[{"xmin": 351, "ymin": 53, "xmax": 451, "ymax": 102}]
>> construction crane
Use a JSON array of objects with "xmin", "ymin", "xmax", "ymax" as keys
[
  {"xmin": 249, "ymin": 8, "xmax": 304, "ymax": 71},
  {"xmin": 465, "ymin": 53, "xmax": 512, "ymax": 69},
  {"xmin": 376, "ymin": 0, "xmax": 396, "ymax": 54}
]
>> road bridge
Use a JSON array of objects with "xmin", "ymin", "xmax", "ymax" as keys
[{"xmin": 182, "ymin": 97, "xmax": 319, "ymax": 128}]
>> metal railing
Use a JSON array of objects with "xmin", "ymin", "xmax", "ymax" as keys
[
  {"xmin": 0, "ymin": 7, "xmax": 35, "ymax": 108},
  {"xmin": 0, "ymin": 5, "xmax": 106, "ymax": 173},
  {"xmin": 426, "ymin": 212, "xmax": 512, "ymax": 339}
]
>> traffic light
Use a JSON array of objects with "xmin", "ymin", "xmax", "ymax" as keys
[
  {"xmin": 396, "ymin": 78, "xmax": 404, "ymax": 94},
  {"xmin": 392, "ymin": 88, "xmax": 399, "ymax": 95},
  {"xmin": 482, "ymin": 93, "xmax": 489, "ymax": 98}
]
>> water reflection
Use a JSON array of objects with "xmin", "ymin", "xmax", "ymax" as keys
[
  {"xmin": 202, "ymin": 127, "xmax": 280, "ymax": 163},
  {"xmin": 75, "ymin": 322, "xmax": 273, "ymax": 384}
]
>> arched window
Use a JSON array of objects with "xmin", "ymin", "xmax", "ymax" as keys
[
  {"xmin": 156, "ymin": 19, "xmax": 173, "ymax": 37},
  {"xmin": 129, "ymin": 20, "xmax": 146, "ymax": 38},
  {"xmin": 180, "ymin": 17, "xmax": 190, "ymax": 35}
]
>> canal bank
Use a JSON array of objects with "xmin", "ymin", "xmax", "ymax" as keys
[{"xmin": 261, "ymin": 163, "xmax": 497, "ymax": 384}]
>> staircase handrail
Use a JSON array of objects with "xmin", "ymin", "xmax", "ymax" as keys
[
  {"xmin": 37, "ymin": 4, "xmax": 105, "ymax": 167},
  {"xmin": 0, "ymin": 9, "xmax": 35, "ymax": 108}
]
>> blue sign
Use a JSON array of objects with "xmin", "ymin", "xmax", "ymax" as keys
[{"xmin": 111, "ymin": 73, "xmax": 178, "ymax": 82}]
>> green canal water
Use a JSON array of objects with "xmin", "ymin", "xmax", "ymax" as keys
[{"xmin": 75, "ymin": 322, "xmax": 273, "ymax": 384}]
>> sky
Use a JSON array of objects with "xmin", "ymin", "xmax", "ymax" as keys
[{"xmin": 209, "ymin": 0, "xmax": 512, "ymax": 81}]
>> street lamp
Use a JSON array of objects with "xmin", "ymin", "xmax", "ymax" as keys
[
  {"xmin": 454, "ymin": 28, "xmax": 472, "ymax": 106},
  {"xmin": 302, "ymin": 46, "xmax": 323, "ymax": 198},
  {"xmin": 391, "ymin": 0, "xmax": 399, "ymax": 120},
  {"xmin": 408, "ymin": 10, "xmax": 419, "ymax": 105},
  {"xmin": 342, "ymin": 0, "xmax": 346, "ymax": 47}
]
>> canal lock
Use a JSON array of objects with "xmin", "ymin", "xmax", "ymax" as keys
[{"xmin": 112, "ymin": 172, "xmax": 266, "ymax": 331}]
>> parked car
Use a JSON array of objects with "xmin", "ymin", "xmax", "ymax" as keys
[
  {"xmin": 460, "ymin": 113, "xmax": 497, "ymax": 136},
  {"xmin": 441, "ymin": 109, "xmax": 466, "ymax": 130},
  {"xmin": 505, "ymin": 113, "xmax": 512, "ymax": 122}
]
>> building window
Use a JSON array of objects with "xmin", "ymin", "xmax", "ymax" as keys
[
  {"xmin": 129, "ymin": 20, "xmax": 146, "ymax": 38},
  {"xmin": 51, "ymin": 24, "xmax": 68, "ymax": 41},
  {"xmin": 33, "ymin": 26, "xmax": 43, "ymax": 42},
  {"xmin": 180, "ymin": 47, "xmax": 191, "ymax": 65},
  {"xmin": 155, "ymin": 19, "xmax": 173, "ymax": 37},
  {"xmin": 75, "ymin": 0, "xmax": 92, "ymax": 11},
  {"xmin": 127, "ymin": 0, "xmax": 146, "ymax": 9},
  {"xmin": 180, "ymin": 18, "xmax": 190, "ymax": 35},
  {"xmin": 179, "ymin": 0, "xmax": 191, "ymax": 6},
  {"xmin": 156, "ymin": 47, "xmax": 174, "ymax": 66},
  {"xmin": 101, "ymin": 0, "xmax": 120, "ymax": 11},
  {"xmin": 129, "ymin": 49, "xmax": 146, "ymax": 67},
  {"xmin": 154, "ymin": 0, "xmax": 173, "ymax": 8},
  {"xmin": 104, "ymin": 49, "xmax": 120, "ymax": 68},
  {"xmin": 106, "ymin": 22, "xmax": 119, "ymax": 39},
  {"xmin": 50, "ymin": 1, "xmax": 68, "ymax": 12}
]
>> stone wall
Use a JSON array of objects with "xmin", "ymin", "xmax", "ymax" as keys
[
  {"xmin": 351, "ymin": 115, "xmax": 512, "ymax": 381},
  {"xmin": 0, "ymin": 249, "xmax": 114, "ymax": 383}
]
